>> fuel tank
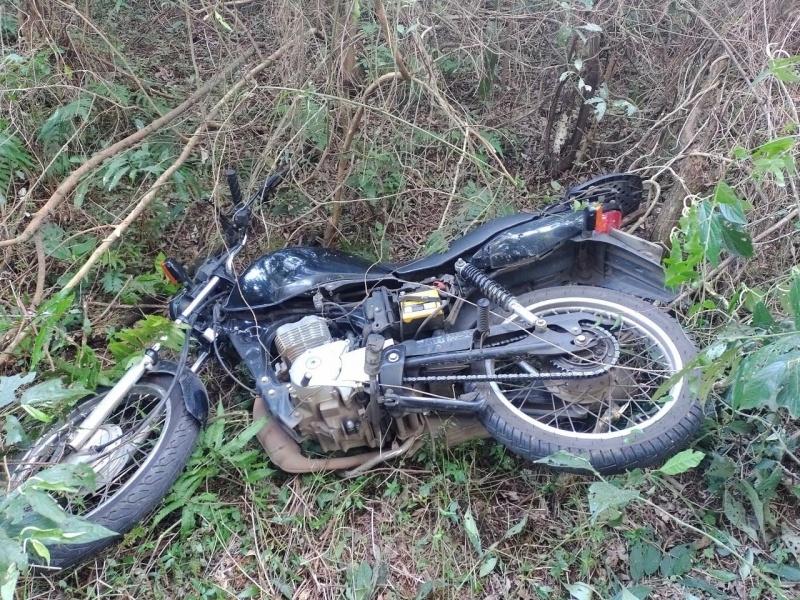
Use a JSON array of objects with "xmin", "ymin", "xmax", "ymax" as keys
[{"xmin": 224, "ymin": 247, "xmax": 392, "ymax": 311}]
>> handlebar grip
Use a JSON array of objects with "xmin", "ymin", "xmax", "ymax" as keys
[{"xmin": 225, "ymin": 168, "xmax": 243, "ymax": 205}]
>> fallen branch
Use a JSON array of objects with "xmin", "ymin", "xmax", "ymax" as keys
[
  {"xmin": 61, "ymin": 34, "xmax": 312, "ymax": 293},
  {"xmin": 0, "ymin": 49, "xmax": 255, "ymax": 249},
  {"xmin": 0, "ymin": 31, "xmax": 316, "ymax": 367},
  {"xmin": 323, "ymin": 71, "xmax": 405, "ymax": 247}
]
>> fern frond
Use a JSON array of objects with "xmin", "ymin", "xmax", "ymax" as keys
[
  {"xmin": 37, "ymin": 96, "xmax": 94, "ymax": 148},
  {"xmin": 0, "ymin": 127, "xmax": 35, "ymax": 203}
]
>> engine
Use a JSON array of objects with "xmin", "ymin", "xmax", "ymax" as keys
[{"xmin": 273, "ymin": 316, "xmax": 378, "ymax": 452}]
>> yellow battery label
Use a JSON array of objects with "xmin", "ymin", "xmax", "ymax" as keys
[{"xmin": 400, "ymin": 289, "xmax": 443, "ymax": 324}]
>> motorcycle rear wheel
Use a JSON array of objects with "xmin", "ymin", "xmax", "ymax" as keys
[
  {"xmin": 8, "ymin": 373, "xmax": 199, "ymax": 570},
  {"xmin": 476, "ymin": 285, "xmax": 703, "ymax": 474}
]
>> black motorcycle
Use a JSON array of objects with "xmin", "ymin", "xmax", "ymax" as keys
[{"xmin": 9, "ymin": 163, "xmax": 702, "ymax": 568}]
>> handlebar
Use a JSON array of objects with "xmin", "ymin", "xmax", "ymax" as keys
[{"xmin": 223, "ymin": 159, "xmax": 291, "ymax": 243}]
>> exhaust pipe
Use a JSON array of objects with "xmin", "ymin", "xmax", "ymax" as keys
[
  {"xmin": 253, "ymin": 399, "xmax": 378, "ymax": 473},
  {"xmin": 253, "ymin": 401, "xmax": 490, "ymax": 474}
]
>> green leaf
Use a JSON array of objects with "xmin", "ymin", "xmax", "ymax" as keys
[
  {"xmin": 0, "ymin": 530, "xmax": 28, "ymax": 571},
  {"xmin": 462, "ymin": 508, "xmax": 482, "ymax": 554},
  {"xmin": 696, "ymin": 201, "xmax": 723, "ymax": 266},
  {"xmin": 723, "ymin": 487, "xmax": 759, "ymax": 543},
  {"xmin": 789, "ymin": 273, "xmax": 800, "ymax": 330},
  {"xmin": 220, "ymin": 416, "xmax": 267, "ymax": 457},
  {"xmin": 752, "ymin": 136, "xmax": 795, "ymax": 159},
  {"xmin": 21, "ymin": 405, "xmax": 50, "ymax": 423},
  {"xmin": 3, "ymin": 415, "xmax": 26, "ymax": 446},
  {"xmin": 760, "ymin": 562, "xmax": 800, "ymax": 582},
  {"xmin": 478, "ymin": 554, "xmax": 498, "ymax": 577},
  {"xmin": 28, "ymin": 539, "xmax": 49, "ymax": 563},
  {"xmin": 718, "ymin": 220, "xmax": 753, "ymax": 258},
  {"xmin": 659, "ymin": 543, "xmax": 694, "ymax": 578},
  {"xmin": 738, "ymin": 480, "xmax": 765, "ymax": 542},
  {"xmin": 345, "ymin": 561, "xmax": 374, "ymax": 600},
  {"xmin": 751, "ymin": 301, "xmax": 775, "ymax": 329},
  {"xmin": 629, "ymin": 540, "xmax": 661, "ymax": 581},
  {"xmin": 767, "ymin": 55, "xmax": 800, "ymax": 82},
  {"xmin": 502, "ymin": 516, "xmax": 527, "ymax": 539},
  {"xmin": 656, "ymin": 449, "xmax": 705, "ymax": 475},
  {"xmin": 25, "ymin": 489, "xmax": 68, "ymax": 523},
  {"xmin": 20, "ymin": 378, "xmax": 92, "ymax": 406},
  {"xmin": 37, "ymin": 96, "xmax": 93, "ymax": 147},
  {"xmin": 729, "ymin": 334, "xmax": 800, "ymax": 417},
  {"xmin": 0, "ymin": 372, "xmax": 35, "ymax": 408},
  {"xmin": 0, "ymin": 563, "xmax": 19, "ymax": 600},
  {"xmin": 30, "ymin": 292, "xmax": 74, "ymax": 371},
  {"xmin": 535, "ymin": 450, "xmax": 598, "ymax": 474},
  {"xmin": 714, "ymin": 181, "xmax": 737, "ymax": 204},
  {"xmin": 40, "ymin": 223, "xmax": 71, "ymax": 260},
  {"xmin": 27, "ymin": 463, "xmax": 97, "ymax": 493},
  {"xmin": 566, "ymin": 582, "xmax": 594, "ymax": 600},
  {"xmin": 587, "ymin": 482, "xmax": 640, "ymax": 521}
]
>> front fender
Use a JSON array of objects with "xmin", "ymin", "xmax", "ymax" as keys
[{"xmin": 149, "ymin": 361, "xmax": 209, "ymax": 424}]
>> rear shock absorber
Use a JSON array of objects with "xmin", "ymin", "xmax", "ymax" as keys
[{"xmin": 455, "ymin": 259, "xmax": 547, "ymax": 330}]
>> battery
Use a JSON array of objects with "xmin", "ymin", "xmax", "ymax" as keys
[{"xmin": 400, "ymin": 289, "xmax": 443, "ymax": 324}]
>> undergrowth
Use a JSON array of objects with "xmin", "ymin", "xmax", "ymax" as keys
[{"xmin": 0, "ymin": 0, "xmax": 799, "ymax": 598}]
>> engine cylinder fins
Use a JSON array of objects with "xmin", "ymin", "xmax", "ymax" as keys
[{"xmin": 274, "ymin": 315, "xmax": 332, "ymax": 364}]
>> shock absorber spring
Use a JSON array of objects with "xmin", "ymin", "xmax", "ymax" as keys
[
  {"xmin": 455, "ymin": 259, "xmax": 547, "ymax": 329},
  {"xmin": 477, "ymin": 298, "xmax": 491, "ymax": 334}
]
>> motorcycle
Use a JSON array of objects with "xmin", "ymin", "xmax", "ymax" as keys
[{"xmin": 8, "ymin": 162, "xmax": 702, "ymax": 568}]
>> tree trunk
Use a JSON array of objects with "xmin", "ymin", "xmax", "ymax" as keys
[{"xmin": 651, "ymin": 57, "xmax": 728, "ymax": 244}]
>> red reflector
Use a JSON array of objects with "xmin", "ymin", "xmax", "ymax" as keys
[
  {"xmin": 161, "ymin": 261, "xmax": 179, "ymax": 285},
  {"xmin": 595, "ymin": 208, "xmax": 622, "ymax": 233}
]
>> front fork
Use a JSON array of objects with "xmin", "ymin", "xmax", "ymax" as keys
[{"xmin": 67, "ymin": 272, "xmax": 223, "ymax": 451}]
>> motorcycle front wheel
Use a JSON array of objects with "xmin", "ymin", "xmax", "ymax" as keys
[
  {"xmin": 476, "ymin": 285, "xmax": 703, "ymax": 474},
  {"xmin": 8, "ymin": 373, "xmax": 200, "ymax": 570}
]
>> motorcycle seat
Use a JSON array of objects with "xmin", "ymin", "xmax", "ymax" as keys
[
  {"xmin": 392, "ymin": 173, "xmax": 642, "ymax": 278},
  {"xmin": 392, "ymin": 212, "xmax": 539, "ymax": 277}
]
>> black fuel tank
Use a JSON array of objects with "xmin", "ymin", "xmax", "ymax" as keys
[{"xmin": 224, "ymin": 247, "xmax": 392, "ymax": 311}]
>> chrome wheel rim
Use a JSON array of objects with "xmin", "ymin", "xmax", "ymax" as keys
[
  {"xmin": 486, "ymin": 296, "xmax": 685, "ymax": 440},
  {"xmin": 9, "ymin": 382, "xmax": 171, "ymax": 516}
]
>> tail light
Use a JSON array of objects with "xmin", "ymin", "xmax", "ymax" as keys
[{"xmin": 594, "ymin": 206, "xmax": 622, "ymax": 233}]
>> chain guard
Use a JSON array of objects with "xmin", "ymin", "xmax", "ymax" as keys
[{"xmin": 402, "ymin": 326, "xmax": 620, "ymax": 385}]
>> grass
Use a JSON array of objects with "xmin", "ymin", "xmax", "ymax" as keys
[{"xmin": 2, "ymin": 0, "xmax": 799, "ymax": 598}]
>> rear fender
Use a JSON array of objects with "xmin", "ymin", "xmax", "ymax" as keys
[
  {"xmin": 454, "ymin": 230, "xmax": 672, "ymax": 328},
  {"xmin": 499, "ymin": 229, "xmax": 672, "ymax": 301},
  {"xmin": 149, "ymin": 361, "xmax": 209, "ymax": 424}
]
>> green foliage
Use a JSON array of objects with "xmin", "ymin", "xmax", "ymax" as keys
[
  {"xmin": 29, "ymin": 293, "xmax": 74, "ymax": 372},
  {"xmin": 759, "ymin": 54, "xmax": 800, "ymax": 83},
  {"xmin": 587, "ymin": 481, "xmax": 639, "ymax": 522},
  {"xmin": 656, "ymin": 449, "xmax": 705, "ymax": 476},
  {"xmin": 0, "ymin": 124, "xmax": 35, "ymax": 205},
  {"xmin": 729, "ymin": 331, "xmax": 800, "ymax": 417},
  {"xmin": 153, "ymin": 407, "xmax": 272, "ymax": 532},
  {"xmin": 0, "ymin": 464, "xmax": 114, "ymax": 597},
  {"xmin": 107, "ymin": 314, "xmax": 185, "ymax": 364},
  {"xmin": 664, "ymin": 180, "xmax": 753, "ymax": 287},
  {"xmin": 347, "ymin": 148, "xmax": 404, "ymax": 202},
  {"xmin": 37, "ymin": 96, "xmax": 93, "ymax": 151}
]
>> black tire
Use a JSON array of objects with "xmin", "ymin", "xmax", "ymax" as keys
[
  {"xmin": 476, "ymin": 286, "xmax": 703, "ymax": 474},
  {"xmin": 19, "ymin": 374, "xmax": 200, "ymax": 570}
]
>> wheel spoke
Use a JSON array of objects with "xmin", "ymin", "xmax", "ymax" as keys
[{"xmin": 488, "ymin": 299, "xmax": 682, "ymax": 438}]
